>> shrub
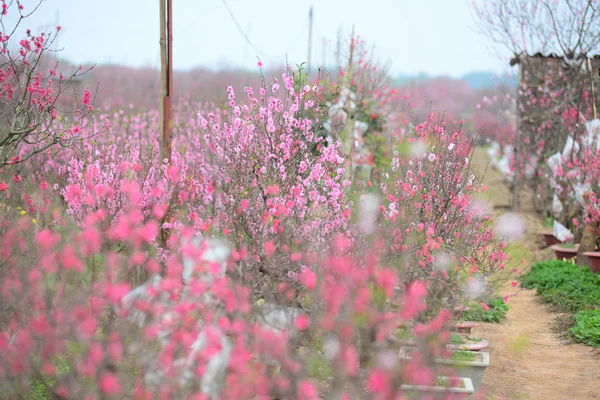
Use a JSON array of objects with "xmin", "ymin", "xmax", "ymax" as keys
[
  {"xmin": 570, "ymin": 310, "xmax": 600, "ymax": 348},
  {"xmin": 521, "ymin": 260, "xmax": 600, "ymax": 312},
  {"xmin": 459, "ymin": 297, "xmax": 509, "ymax": 323}
]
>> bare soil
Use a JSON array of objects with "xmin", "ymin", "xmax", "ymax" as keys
[{"xmin": 472, "ymin": 148, "xmax": 600, "ymax": 400}]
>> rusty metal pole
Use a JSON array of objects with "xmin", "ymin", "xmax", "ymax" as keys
[
  {"xmin": 159, "ymin": 0, "xmax": 173, "ymax": 255},
  {"xmin": 159, "ymin": 0, "xmax": 173, "ymax": 163},
  {"xmin": 159, "ymin": 0, "xmax": 167, "ymax": 160}
]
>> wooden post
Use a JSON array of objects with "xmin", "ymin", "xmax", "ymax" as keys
[
  {"xmin": 159, "ymin": 0, "xmax": 173, "ymax": 163},
  {"xmin": 159, "ymin": 0, "xmax": 173, "ymax": 254}
]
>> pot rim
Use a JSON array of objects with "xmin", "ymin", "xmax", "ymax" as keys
[{"xmin": 400, "ymin": 376, "xmax": 475, "ymax": 393}]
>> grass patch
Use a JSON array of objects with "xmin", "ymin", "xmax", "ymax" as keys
[
  {"xmin": 435, "ymin": 377, "xmax": 465, "ymax": 388},
  {"xmin": 459, "ymin": 297, "xmax": 509, "ymax": 323},
  {"xmin": 570, "ymin": 310, "xmax": 600, "ymax": 347},
  {"xmin": 522, "ymin": 260, "xmax": 600, "ymax": 348},
  {"xmin": 521, "ymin": 260, "xmax": 600, "ymax": 312},
  {"xmin": 450, "ymin": 350, "xmax": 476, "ymax": 362}
]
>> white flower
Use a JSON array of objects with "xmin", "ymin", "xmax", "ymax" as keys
[
  {"xmin": 428, "ymin": 153, "xmax": 436, "ymax": 162},
  {"xmin": 448, "ymin": 143, "xmax": 455, "ymax": 151}
]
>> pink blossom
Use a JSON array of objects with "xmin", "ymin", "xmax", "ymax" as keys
[{"xmin": 99, "ymin": 373, "xmax": 121, "ymax": 395}]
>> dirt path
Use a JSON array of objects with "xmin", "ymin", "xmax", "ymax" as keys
[{"xmin": 472, "ymin": 149, "xmax": 600, "ymax": 400}]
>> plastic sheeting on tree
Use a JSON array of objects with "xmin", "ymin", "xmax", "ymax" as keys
[
  {"xmin": 574, "ymin": 183, "xmax": 591, "ymax": 206},
  {"xmin": 552, "ymin": 194, "xmax": 563, "ymax": 218},
  {"xmin": 562, "ymin": 136, "xmax": 580, "ymax": 161},
  {"xmin": 584, "ymin": 119, "xmax": 600, "ymax": 151},
  {"xmin": 553, "ymin": 220, "xmax": 574, "ymax": 242}
]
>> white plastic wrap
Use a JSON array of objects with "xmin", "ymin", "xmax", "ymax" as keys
[
  {"xmin": 562, "ymin": 136, "xmax": 580, "ymax": 160},
  {"xmin": 553, "ymin": 220, "xmax": 574, "ymax": 242},
  {"xmin": 502, "ymin": 144, "xmax": 514, "ymax": 160},
  {"xmin": 546, "ymin": 152, "xmax": 562, "ymax": 174},
  {"xmin": 487, "ymin": 142, "xmax": 500, "ymax": 167},
  {"xmin": 525, "ymin": 155, "xmax": 539, "ymax": 179},
  {"xmin": 552, "ymin": 194, "xmax": 563, "ymax": 218},
  {"xmin": 574, "ymin": 183, "xmax": 591, "ymax": 206},
  {"xmin": 584, "ymin": 119, "xmax": 600, "ymax": 150},
  {"xmin": 496, "ymin": 156, "xmax": 513, "ymax": 180}
]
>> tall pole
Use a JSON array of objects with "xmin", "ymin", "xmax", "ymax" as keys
[
  {"xmin": 159, "ymin": 0, "xmax": 173, "ymax": 254},
  {"xmin": 307, "ymin": 6, "xmax": 313, "ymax": 79},
  {"xmin": 160, "ymin": 0, "xmax": 173, "ymax": 163}
]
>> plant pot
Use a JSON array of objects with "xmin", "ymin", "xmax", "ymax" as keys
[
  {"xmin": 540, "ymin": 230, "xmax": 562, "ymax": 247},
  {"xmin": 449, "ymin": 322, "xmax": 479, "ymax": 334},
  {"xmin": 437, "ymin": 352, "xmax": 489, "ymax": 391},
  {"xmin": 452, "ymin": 305, "xmax": 470, "ymax": 320},
  {"xmin": 400, "ymin": 376, "xmax": 474, "ymax": 399},
  {"xmin": 550, "ymin": 244, "xmax": 579, "ymax": 260},
  {"xmin": 583, "ymin": 251, "xmax": 600, "ymax": 273},
  {"xmin": 447, "ymin": 338, "xmax": 489, "ymax": 352},
  {"xmin": 399, "ymin": 348, "xmax": 489, "ymax": 392}
]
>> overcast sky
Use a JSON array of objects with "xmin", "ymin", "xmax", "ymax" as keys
[{"xmin": 15, "ymin": 0, "xmax": 512, "ymax": 77}]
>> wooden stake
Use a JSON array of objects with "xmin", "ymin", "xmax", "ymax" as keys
[{"xmin": 159, "ymin": 0, "xmax": 173, "ymax": 163}]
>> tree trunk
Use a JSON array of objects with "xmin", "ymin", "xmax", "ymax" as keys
[{"xmin": 577, "ymin": 220, "xmax": 598, "ymax": 265}]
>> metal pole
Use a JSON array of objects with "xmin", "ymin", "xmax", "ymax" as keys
[
  {"xmin": 164, "ymin": 0, "xmax": 173, "ymax": 163},
  {"xmin": 160, "ymin": 0, "xmax": 173, "ymax": 163},
  {"xmin": 159, "ymin": 0, "xmax": 167, "ymax": 160}
]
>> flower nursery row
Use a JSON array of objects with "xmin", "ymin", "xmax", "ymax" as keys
[{"xmin": 0, "ymin": 3, "xmax": 517, "ymax": 399}]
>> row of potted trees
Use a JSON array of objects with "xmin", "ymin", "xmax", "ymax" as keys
[
  {"xmin": 539, "ymin": 221, "xmax": 600, "ymax": 272},
  {"xmin": 392, "ymin": 306, "xmax": 490, "ymax": 398}
]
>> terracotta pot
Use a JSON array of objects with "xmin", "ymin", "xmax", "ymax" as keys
[
  {"xmin": 583, "ymin": 251, "xmax": 600, "ymax": 273},
  {"xmin": 452, "ymin": 305, "xmax": 470, "ymax": 318},
  {"xmin": 540, "ymin": 230, "xmax": 562, "ymax": 247},
  {"xmin": 449, "ymin": 322, "xmax": 479, "ymax": 334},
  {"xmin": 550, "ymin": 244, "xmax": 579, "ymax": 260}
]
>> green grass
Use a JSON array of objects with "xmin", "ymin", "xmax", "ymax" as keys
[
  {"xmin": 459, "ymin": 297, "xmax": 509, "ymax": 323},
  {"xmin": 521, "ymin": 260, "xmax": 600, "ymax": 312},
  {"xmin": 450, "ymin": 350, "xmax": 476, "ymax": 362},
  {"xmin": 570, "ymin": 310, "xmax": 600, "ymax": 347},
  {"xmin": 449, "ymin": 334, "xmax": 465, "ymax": 345},
  {"xmin": 522, "ymin": 260, "xmax": 600, "ymax": 348}
]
